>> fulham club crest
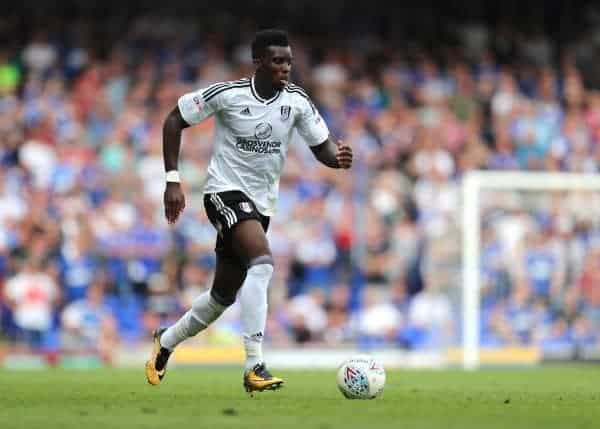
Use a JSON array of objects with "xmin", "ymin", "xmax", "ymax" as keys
[{"xmin": 281, "ymin": 105, "xmax": 291, "ymax": 121}]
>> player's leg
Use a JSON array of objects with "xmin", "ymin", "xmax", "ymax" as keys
[
  {"xmin": 228, "ymin": 218, "xmax": 283, "ymax": 392},
  {"xmin": 230, "ymin": 219, "xmax": 271, "ymax": 367},
  {"xmin": 145, "ymin": 254, "xmax": 247, "ymax": 385},
  {"xmin": 146, "ymin": 192, "xmax": 246, "ymax": 385},
  {"xmin": 160, "ymin": 253, "xmax": 246, "ymax": 350}
]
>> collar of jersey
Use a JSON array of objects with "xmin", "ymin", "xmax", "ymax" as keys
[{"xmin": 251, "ymin": 75, "xmax": 282, "ymax": 104}]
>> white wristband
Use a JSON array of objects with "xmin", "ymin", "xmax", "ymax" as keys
[{"xmin": 165, "ymin": 170, "xmax": 180, "ymax": 183}]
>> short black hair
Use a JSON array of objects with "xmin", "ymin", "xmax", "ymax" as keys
[{"xmin": 251, "ymin": 29, "xmax": 289, "ymax": 59}]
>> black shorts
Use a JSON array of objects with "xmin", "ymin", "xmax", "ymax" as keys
[{"xmin": 203, "ymin": 190, "xmax": 270, "ymax": 258}]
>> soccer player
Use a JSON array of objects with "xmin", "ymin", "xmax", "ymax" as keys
[{"xmin": 145, "ymin": 29, "xmax": 352, "ymax": 392}]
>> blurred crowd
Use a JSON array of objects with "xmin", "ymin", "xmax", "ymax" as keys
[{"xmin": 2, "ymin": 11, "xmax": 600, "ymax": 362}]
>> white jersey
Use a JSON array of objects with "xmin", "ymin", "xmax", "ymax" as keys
[{"xmin": 178, "ymin": 76, "xmax": 329, "ymax": 216}]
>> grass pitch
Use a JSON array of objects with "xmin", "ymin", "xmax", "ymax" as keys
[{"xmin": 0, "ymin": 366, "xmax": 598, "ymax": 429}]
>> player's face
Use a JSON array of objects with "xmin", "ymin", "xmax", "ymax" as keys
[{"xmin": 262, "ymin": 46, "xmax": 292, "ymax": 89}]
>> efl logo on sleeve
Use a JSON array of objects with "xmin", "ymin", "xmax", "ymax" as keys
[{"xmin": 192, "ymin": 96, "xmax": 203, "ymax": 112}]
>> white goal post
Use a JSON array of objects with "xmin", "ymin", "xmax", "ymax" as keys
[{"xmin": 461, "ymin": 171, "xmax": 600, "ymax": 370}]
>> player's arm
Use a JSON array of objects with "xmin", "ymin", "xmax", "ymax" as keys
[
  {"xmin": 310, "ymin": 137, "xmax": 352, "ymax": 169},
  {"xmin": 163, "ymin": 106, "xmax": 189, "ymax": 224},
  {"xmin": 296, "ymin": 95, "xmax": 352, "ymax": 169},
  {"xmin": 163, "ymin": 85, "xmax": 222, "ymax": 224},
  {"xmin": 163, "ymin": 106, "xmax": 189, "ymax": 173}
]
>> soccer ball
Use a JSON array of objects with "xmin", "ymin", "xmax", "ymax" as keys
[{"xmin": 336, "ymin": 355, "xmax": 386, "ymax": 399}]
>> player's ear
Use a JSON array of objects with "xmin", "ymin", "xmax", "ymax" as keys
[{"xmin": 252, "ymin": 57, "xmax": 262, "ymax": 68}]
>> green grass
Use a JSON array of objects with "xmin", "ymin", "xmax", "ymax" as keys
[{"xmin": 0, "ymin": 366, "xmax": 598, "ymax": 429}]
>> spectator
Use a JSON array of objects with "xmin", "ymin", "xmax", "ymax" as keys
[
  {"xmin": 60, "ymin": 278, "xmax": 118, "ymax": 363},
  {"xmin": 351, "ymin": 287, "xmax": 402, "ymax": 347},
  {"xmin": 4, "ymin": 258, "xmax": 60, "ymax": 349}
]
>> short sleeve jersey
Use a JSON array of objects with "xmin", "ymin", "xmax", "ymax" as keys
[{"xmin": 178, "ymin": 76, "xmax": 329, "ymax": 216}]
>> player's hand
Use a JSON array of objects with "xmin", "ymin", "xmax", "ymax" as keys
[
  {"xmin": 164, "ymin": 182, "xmax": 185, "ymax": 224},
  {"xmin": 336, "ymin": 140, "xmax": 353, "ymax": 169}
]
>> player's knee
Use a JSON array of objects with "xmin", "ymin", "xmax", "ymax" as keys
[
  {"xmin": 248, "ymin": 253, "xmax": 275, "ymax": 271},
  {"xmin": 246, "ymin": 255, "xmax": 274, "ymax": 283},
  {"xmin": 209, "ymin": 288, "xmax": 236, "ymax": 307}
]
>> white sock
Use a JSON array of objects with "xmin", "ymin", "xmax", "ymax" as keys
[
  {"xmin": 160, "ymin": 291, "xmax": 226, "ymax": 351},
  {"xmin": 240, "ymin": 262, "xmax": 273, "ymax": 370}
]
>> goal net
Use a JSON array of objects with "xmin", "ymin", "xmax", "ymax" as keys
[{"xmin": 461, "ymin": 171, "xmax": 600, "ymax": 369}]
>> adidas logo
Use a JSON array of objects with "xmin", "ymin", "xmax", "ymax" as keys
[{"xmin": 240, "ymin": 107, "xmax": 251, "ymax": 116}]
